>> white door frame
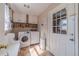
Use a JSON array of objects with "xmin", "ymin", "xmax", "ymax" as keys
[{"xmin": 74, "ymin": 4, "xmax": 79, "ymax": 56}]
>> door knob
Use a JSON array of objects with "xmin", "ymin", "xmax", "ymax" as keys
[
  {"xmin": 70, "ymin": 39, "xmax": 74, "ymax": 41},
  {"xmin": 70, "ymin": 33, "xmax": 74, "ymax": 36}
]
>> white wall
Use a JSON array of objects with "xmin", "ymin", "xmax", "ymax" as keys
[
  {"xmin": 0, "ymin": 3, "xmax": 5, "ymax": 35},
  {"xmin": 38, "ymin": 4, "xmax": 59, "ymax": 51},
  {"xmin": 29, "ymin": 15, "xmax": 38, "ymax": 24}
]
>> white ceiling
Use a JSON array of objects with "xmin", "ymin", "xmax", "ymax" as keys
[{"xmin": 10, "ymin": 3, "xmax": 53, "ymax": 16}]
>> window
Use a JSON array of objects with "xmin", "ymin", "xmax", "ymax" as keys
[
  {"xmin": 52, "ymin": 8, "xmax": 67, "ymax": 34},
  {"xmin": 4, "ymin": 4, "xmax": 12, "ymax": 32}
]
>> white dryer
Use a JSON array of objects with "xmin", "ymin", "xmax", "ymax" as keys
[{"xmin": 18, "ymin": 31, "xmax": 31, "ymax": 48}]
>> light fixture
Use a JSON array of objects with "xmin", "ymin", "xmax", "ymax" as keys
[
  {"xmin": 24, "ymin": 4, "xmax": 30, "ymax": 24},
  {"xmin": 24, "ymin": 4, "xmax": 30, "ymax": 8}
]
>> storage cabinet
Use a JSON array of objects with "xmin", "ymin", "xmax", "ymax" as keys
[{"xmin": 30, "ymin": 31, "xmax": 39, "ymax": 44}]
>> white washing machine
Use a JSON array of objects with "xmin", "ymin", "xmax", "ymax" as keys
[{"xmin": 18, "ymin": 31, "xmax": 31, "ymax": 48}]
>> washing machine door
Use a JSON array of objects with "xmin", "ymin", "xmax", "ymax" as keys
[
  {"xmin": 21, "ymin": 36, "xmax": 28, "ymax": 42},
  {"xmin": 20, "ymin": 35, "xmax": 30, "ymax": 48},
  {"xmin": 18, "ymin": 32, "xmax": 31, "ymax": 48}
]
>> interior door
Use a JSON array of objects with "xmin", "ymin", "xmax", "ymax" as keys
[{"xmin": 66, "ymin": 15, "xmax": 75, "ymax": 56}]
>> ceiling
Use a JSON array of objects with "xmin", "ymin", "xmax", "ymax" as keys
[{"xmin": 9, "ymin": 3, "xmax": 54, "ymax": 16}]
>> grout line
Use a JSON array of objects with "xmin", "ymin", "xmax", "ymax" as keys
[{"xmin": 34, "ymin": 47, "xmax": 40, "ymax": 56}]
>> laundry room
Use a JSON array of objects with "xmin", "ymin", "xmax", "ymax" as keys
[
  {"xmin": 0, "ymin": 3, "xmax": 79, "ymax": 56},
  {"xmin": 8, "ymin": 4, "xmax": 40, "ymax": 47}
]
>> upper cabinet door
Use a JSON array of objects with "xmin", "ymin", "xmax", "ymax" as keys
[{"xmin": 13, "ymin": 13, "xmax": 26, "ymax": 23}]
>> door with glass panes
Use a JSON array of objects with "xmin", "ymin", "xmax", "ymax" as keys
[{"xmin": 49, "ymin": 4, "xmax": 75, "ymax": 56}]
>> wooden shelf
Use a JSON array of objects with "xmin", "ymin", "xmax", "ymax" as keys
[{"xmin": 12, "ymin": 22, "xmax": 38, "ymax": 31}]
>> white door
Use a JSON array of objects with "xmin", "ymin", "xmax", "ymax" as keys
[
  {"xmin": 66, "ymin": 15, "xmax": 75, "ymax": 56},
  {"xmin": 48, "ymin": 4, "xmax": 76, "ymax": 56}
]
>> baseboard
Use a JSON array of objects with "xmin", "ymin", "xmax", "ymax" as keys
[
  {"xmin": 30, "ymin": 43, "xmax": 39, "ymax": 46},
  {"xmin": 48, "ymin": 51, "xmax": 55, "ymax": 56},
  {"xmin": 20, "ymin": 43, "xmax": 39, "ymax": 48}
]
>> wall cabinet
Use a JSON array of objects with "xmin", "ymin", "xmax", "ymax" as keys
[
  {"xmin": 13, "ymin": 13, "xmax": 38, "ymax": 24},
  {"xmin": 13, "ymin": 13, "xmax": 26, "ymax": 23},
  {"xmin": 11, "ymin": 12, "xmax": 38, "ymax": 32}
]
